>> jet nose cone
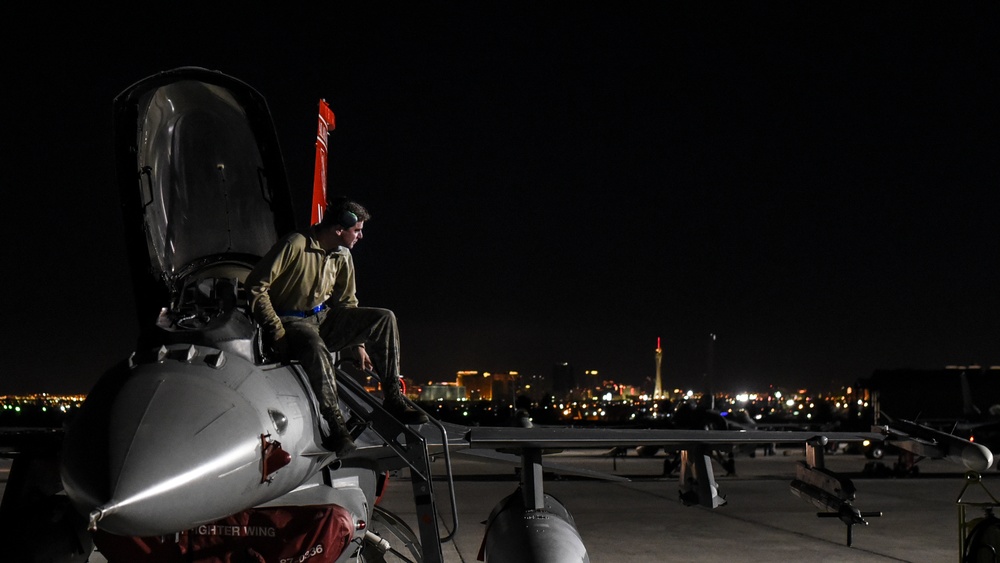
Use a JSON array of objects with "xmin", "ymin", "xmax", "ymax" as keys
[{"xmin": 63, "ymin": 359, "xmax": 266, "ymax": 536}]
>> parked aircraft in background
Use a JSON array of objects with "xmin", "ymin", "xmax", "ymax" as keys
[
  {"xmin": 1, "ymin": 67, "xmax": 992, "ymax": 563},
  {"xmin": 859, "ymin": 368, "xmax": 1000, "ymax": 475}
]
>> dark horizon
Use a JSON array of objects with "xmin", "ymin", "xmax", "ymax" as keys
[{"xmin": 4, "ymin": 6, "xmax": 998, "ymax": 396}]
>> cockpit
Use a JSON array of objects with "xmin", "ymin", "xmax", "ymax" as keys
[
  {"xmin": 152, "ymin": 259, "xmax": 261, "ymax": 363},
  {"xmin": 114, "ymin": 68, "xmax": 296, "ymax": 364}
]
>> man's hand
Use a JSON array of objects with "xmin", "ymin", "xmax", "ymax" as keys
[
  {"xmin": 351, "ymin": 345, "xmax": 374, "ymax": 372},
  {"xmin": 271, "ymin": 335, "xmax": 289, "ymax": 358}
]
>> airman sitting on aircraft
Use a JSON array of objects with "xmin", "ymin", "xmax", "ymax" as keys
[{"xmin": 246, "ymin": 196, "xmax": 427, "ymax": 457}]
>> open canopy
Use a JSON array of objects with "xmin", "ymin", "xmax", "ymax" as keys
[{"xmin": 113, "ymin": 67, "xmax": 296, "ymax": 322}]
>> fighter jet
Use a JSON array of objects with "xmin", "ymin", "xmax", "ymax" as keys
[
  {"xmin": 857, "ymin": 369, "xmax": 1000, "ymax": 475},
  {"xmin": 2, "ymin": 67, "xmax": 993, "ymax": 563}
]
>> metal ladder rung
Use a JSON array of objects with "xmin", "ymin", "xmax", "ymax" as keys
[{"xmin": 334, "ymin": 367, "xmax": 452, "ymax": 563}]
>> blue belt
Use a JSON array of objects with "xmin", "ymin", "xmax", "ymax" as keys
[{"xmin": 278, "ymin": 304, "xmax": 327, "ymax": 318}]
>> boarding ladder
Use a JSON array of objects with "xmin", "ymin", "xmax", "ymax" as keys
[{"xmin": 333, "ymin": 364, "xmax": 458, "ymax": 563}]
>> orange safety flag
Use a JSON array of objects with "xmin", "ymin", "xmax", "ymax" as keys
[{"xmin": 311, "ymin": 99, "xmax": 337, "ymax": 226}]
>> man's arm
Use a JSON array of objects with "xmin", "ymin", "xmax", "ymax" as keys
[
  {"xmin": 327, "ymin": 248, "xmax": 360, "ymax": 308},
  {"xmin": 245, "ymin": 238, "xmax": 298, "ymax": 347},
  {"xmin": 327, "ymin": 249, "xmax": 369, "ymax": 369}
]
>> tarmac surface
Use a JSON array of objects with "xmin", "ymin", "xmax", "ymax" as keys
[
  {"xmin": 4, "ymin": 447, "xmax": 998, "ymax": 562},
  {"xmin": 379, "ymin": 447, "xmax": 998, "ymax": 563}
]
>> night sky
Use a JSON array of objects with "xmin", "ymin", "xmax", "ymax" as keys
[{"xmin": 4, "ymin": 5, "xmax": 998, "ymax": 396}]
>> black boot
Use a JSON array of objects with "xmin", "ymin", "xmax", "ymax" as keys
[
  {"xmin": 383, "ymin": 395, "xmax": 428, "ymax": 425},
  {"xmin": 321, "ymin": 410, "xmax": 357, "ymax": 457}
]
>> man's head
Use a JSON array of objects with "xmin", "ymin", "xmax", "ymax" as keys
[{"xmin": 317, "ymin": 197, "xmax": 371, "ymax": 250}]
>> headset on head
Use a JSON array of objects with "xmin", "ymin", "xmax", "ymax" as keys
[
  {"xmin": 335, "ymin": 209, "xmax": 358, "ymax": 229},
  {"xmin": 325, "ymin": 196, "xmax": 359, "ymax": 229}
]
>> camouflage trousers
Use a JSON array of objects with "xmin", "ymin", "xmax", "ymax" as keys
[{"xmin": 282, "ymin": 306, "xmax": 403, "ymax": 423}]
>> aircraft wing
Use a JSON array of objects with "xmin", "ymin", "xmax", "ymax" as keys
[
  {"xmin": 351, "ymin": 412, "xmax": 882, "ymax": 470},
  {"xmin": 878, "ymin": 417, "xmax": 994, "ymax": 472},
  {"xmin": 464, "ymin": 426, "xmax": 881, "ymax": 449},
  {"xmin": 452, "ymin": 447, "xmax": 633, "ymax": 482}
]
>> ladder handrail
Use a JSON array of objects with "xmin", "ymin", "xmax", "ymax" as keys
[{"xmin": 333, "ymin": 364, "xmax": 459, "ymax": 553}]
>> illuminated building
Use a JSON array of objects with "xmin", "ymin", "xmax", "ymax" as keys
[
  {"xmin": 418, "ymin": 383, "xmax": 466, "ymax": 402},
  {"xmin": 457, "ymin": 371, "xmax": 489, "ymax": 401},
  {"xmin": 456, "ymin": 371, "xmax": 518, "ymax": 402}
]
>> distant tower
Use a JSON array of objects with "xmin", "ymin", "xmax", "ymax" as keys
[
  {"xmin": 706, "ymin": 333, "xmax": 716, "ymax": 410},
  {"xmin": 654, "ymin": 337, "xmax": 663, "ymax": 399}
]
